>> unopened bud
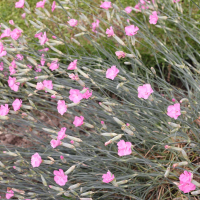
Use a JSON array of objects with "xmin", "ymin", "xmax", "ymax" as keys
[
  {"xmin": 65, "ymin": 165, "xmax": 76, "ymax": 175},
  {"xmin": 164, "ymin": 167, "xmax": 170, "ymax": 177},
  {"xmin": 173, "ymin": 161, "xmax": 188, "ymax": 168},
  {"xmin": 101, "ymin": 133, "xmax": 118, "ymax": 137},
  {"xmin": 83, "ymin": 122, "xmax": 94, "ymax": 128},
  {"xmin": 49, "ymin": 185, "xmax": 63, "ymax": 191},
  {"xmin": 66, "ymin": 135, "xmax": 82, "ymax": 142},
  {"xmin": 99, "ymin": 102, "xmax": 112, "ymax": 112},
  {"xmin": 116, "ymin": 180, "xmax": 129, "ymax": 185},
  {"xmin": 113, "ymin": 35, "xmax": 125, "ymax": 46},
  {"xmin": 42, "ymin": 160, "xmax": 54, "ymax": 165},
  {"xmin": 69, "ymin": 183, "xmax": 81, "ymax": 190},
  {"xmin": 191, "ymin": 190, "xmax": 200, "ymax": 195},
  {"xmin": 113, "ymin": 117, "xmax": 124, "ymax": 126},
  {"xmin": 181, "ymin": 149, "xmax": 189, "ymax": 161},
  {"xmin": 3, "ymin": 151, "xmax": 17, "ymax": 156},
  {"xmin": 61, "ymin": 142, "xmax": 75, "ymax": 150},
  {"xmin": 168, "ymin": 122, "xmax": 181, "ymax": 128},
  {"xmin": 81, "ymin": 191, "xmax": 95, "ymax": 196}
]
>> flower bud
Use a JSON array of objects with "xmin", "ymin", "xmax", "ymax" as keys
[
  {"xmin": 83, "ymin": 122, "xmax": 94, "ymax": 128},
  {"xmin": 41, "ymin": 174, "xmax": 47, "ymax": 186},
  {"xmin": 69, "ymin": 183, "xmax": 81, "ymax": 190},
  {"xmin": 101, "ymin": 133, "xmax": 117, "ymax": 137},
  {"xmin": 81, "ymin": 191, "xmax": 95, "ymax": 196},
  {"xmin": 180, "ymin": 98, "xmax": 189, "ymax": 103},
  {"xmin": 99, "ymin": 103, "xmax": 112, "ymax": 112},
  {"xmin": 61, "ymin": 142, "xmax": 75, "ymax": 149},
  {"xmin": 164, "ymin": 167, "xmax": 170, "ymax": 177},
  {"xmin": 173, "ymin": 161, "xmax": 188, "ymax": 168},
  {"xmin": 66, "ymin": 135, "xmax": 82, "ymax": 142},
  {"xmin": 116, "ymin": 180, "xmax": 129, "ymax": 185},
  {"xmin": 49, "ymin": 185, "xmax": 63, "ymax": 191},
  {"xmin": 77, "ymin": 68, "xmax": 89, "ymax": 78},
  {"xmin": 113, "ymin": 117, "xmax": 125, "ymax": 126},
  {"xmin": 65, "ymin": 165, "xmax": 76, "ymax": 175},
  {"xmin": 42, "ymin": 160, "xmax": 54, "ymax": 165},
  {"xmin": 113, "ymin": 35, "xmax": 125, "ymax": 46},
  {"xmin": 168, "ymin": 122, "xmax": 181, "ymax": 128},
  {"xmin": 191, "ymin": 190, "xmax": 200, "ymax": 195}
]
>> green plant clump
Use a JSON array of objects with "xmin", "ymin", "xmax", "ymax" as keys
[{"xmin": 0, "ymin": 0, "xmax": 200, "ymax": 199}]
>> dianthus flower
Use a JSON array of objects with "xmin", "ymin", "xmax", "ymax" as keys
[
  {"xmin": 68, "ymin": 59, "xmax": 77, "ymax": 70},
  {"xmin": 138, "ymin": 84, "xmax": 153, "ymax": 99},
  {"xmin": 125, "ymin": 25, "xmax": 139, "ymax": 36},
  {"xmin": 102, "ymin": 171, "xmax": 115, "ymax": 183},
  {"xmin": 117, "ymin": 140, "xmax": 132, "ymax": 156},
  {"xmin": 100, "ymin": 1, "xmax": 112, "ymax": 10},
  {"xmin": 178, "ymin": 171, "xmax": 196, "ymax": 193},
  {"xmin": 57, "ymin": 100, "xmax": 67, "ymax": 115},
  {"xmin": 106, "ymin": 66, "xmax": 119, "ymax": 80},
  {"xmin": 12, "ymin": 99, "xmax": 22, "ymax": 111},
  {"xmin": 31, "ymin": 152, "xmax": 42, "ymax": 168},
  {"xmin": 73, "ymin": 116, "xmax": 84, "ymax": 127},
  {"xmin": 167, "ymin": 103, "xmax": 181, "ymax": 120},
  {"xmin": 69, "ymin": 89, "xmax": 83, "ymax": 103},
  {"xmin": 54, "ymin": 169, "xmax": 68, "ymax": 186},
  {"xmin": 149, "ymin": 11, "xmax": 158, "ymax": 24}
]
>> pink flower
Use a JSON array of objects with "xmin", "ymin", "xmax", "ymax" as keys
[
  {"xmin": 57, "ymin": 100, "xmax": 67, "ymax": 115},
  {"xmin": 36, "ymin": 82, "xmax": 45, "ymax": 90},
  {"xmin": 9, "ymin": 66, "xmax": 16, "ymax": 75},
  {"xmin": 52, "ymin": 1, "xmax": 56, "ymax": 12},
  {"xmin": 51, "ymin": 95, "xmax": 56, "ymax": 98},
  {"xmin": 69, "ymin": 73, "xmax": 79, "ymax": 80},
  {"xmin": 69, "ymin": 89, "xmax": 83, "ymax": 103},
  {"xmin": 173, "ymin": 0, "xmax": 180, "ymax": 2},
  {"xmin": 10, "ymin": 28, "xmax": 22, "ymax": 40},
  {"xmin": 6, "ymin": 189, "xmax": 14, "ymax": 199},
  {"xmin": 0, "ymin": 42, "xmax": 7, "ymax": 57},
  {"xmin": 100, "ymin": 1, "xmax": 112, "ymax": 10},
  {"xmin": 0, "ymin": 62, "xmax": 3, "ymax": 71},
  {"xmin": 82, "ymin": 87, "xmax": 92, "ymax": 99},
  {"xmin": 8, "ymin": 76, "xmax": 20, "ymax": 92},
  {"xmin": 0, "ymin": 29, "xmax": 11, "ymax": 38},
  {"xmin": 167, "ymin": 103, "xmax": 181, "ymax": 120},
  {"xmin": 0, "ymin": 104, "xmax": 9, "ymax": 116},
  {"xmin": 106, "ymin": 66, "xmax": 119, "ymax": 80},
  {"xmin": 39, "ymin": 32, "xmax": 48, "ymax": 45},
  {"xmin": 117, "ymin": 140, "xmax": 132, "ymax": 156},
  {"xmin": 125, "ymin": 25, "xmax": 139, "ymax": 36},
  {"xmin": 52, "ymin": 36, "xmax": 56, "ymax": 39},
  {"xmin": 27, "ymin": 64, "xmax": 32, "ymax": 69},
  {"xmin": 35, "ymin": 32, "xmax": 43, "ymax": 39},
  {"xmin": 36, "ymin": 0, "xmax": 46, "ymax": 8},
  {"xmin": 21, "ymin": 13, "xmax": 26, "ymax": 19},
  {"xmin": 9, "ymin": 20, "xmax": 14, "ymax": 25},
  {"xmin": 138, "ymin": 84, "xmax": 154, "ymax": 99},
  {"xmin": 73, "ymin": 116, "xmax": 84, "ymax": 127},
  {"xmin": 68, "ymin": 59, "xmax": 77, "ymax": 70},
  {"xmin": 60, "ymin": 155, "xmax": 64, "ymax": 160},
  {"xmin": 92, "ymin": 19, "xmax": 100, "ymax": 33},
  {"xmin": 41, "ymin": 55, "xmax": 45, "ymax": 66},
  {"xmin": 31, "ymin": 152, "xmax": 42, "ymax": 168},
  {"xmin": 106, "ymin": 26, "xmax": 114, "ymax": 37},
  {"xmin": 49, "ymin": 61, "xmax": 59, "ymax": 71},
  {"xmin": 149, "ymin": 11, "xmax": 158, "ymax": 24},
  {"xmin": 16, "ymin": 54, "xmax": 24, "ymax": 60},
  {"xmin": 35, "ymin": 65, "xmax": 42, "ymax": 72},
  {"xmin": 50, "ymin": 139, "xmax": 61, "ymax": 148},
  {"xmin": 54, "ymin": 169, "xmax": 68, "ymax": 186},
  {"xmin": 134, "ymin": 3, "xmax": 141, "ymax": 12},
  {"xmin": 12, "ymin": 99, "xmax": 22, "ymax": 111},
  {"xmin": 15, "ymin": 0, "xmax": 24, "ymax": 8},
  {"xmin": 68, "ymin": 19, "xmax": 78, "ymax": 27},
  {"xmin": 102, "ymin": 171, "xmax": 115, "ymax": 183},
  {"xmin": 178, "ymin": 182, "xmax": 196, "ymax": 193},
  {"xmin": 178, "ymin": 171, "xmax": 196, "ymax": 193},
  {"xmin": 57, "ymin": 127, "xmax": 66, "ymax": 140},
  {"xmin": 11, "ymin": 60, "xmax": 17, "ymax": 68},
  {"xmin": 43, "ymin": 80, "xmax": 53, "ymax": 92},
  {"xmin": 39, "ymin": 48, "xmax": 49, "ymax": 52},
  {"xmin": 70, "ymin": 140, "xmax": 74, "ymax": 144},
  {"xmin": 115, "ymin": 51, "xmax": 126, "ymax": 59},
  {"xmin": 125, "ymin": 6, "xmax": 132, "ymax": 14},
  {"xmin": 172, "ymin": 98, "xmax": 176, "ymax": 102},
  {"xmin": 165, "ymin": 145, "xmax": 169, "ymax": 149}
]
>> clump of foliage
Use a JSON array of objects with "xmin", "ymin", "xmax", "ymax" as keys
[{"xmin": 0, "ymin": 0, "xmax": 200, "ymax": 199}]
